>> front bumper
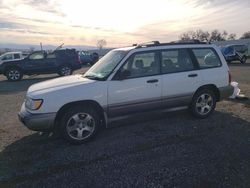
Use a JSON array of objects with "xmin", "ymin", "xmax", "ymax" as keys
[
  {"xmin": 18, "ymin": 103, "xmax": 56, "ymax": 131},
  {"xmin": 219, "ymin": 85, "xmax": 234, "ymax": 100}
]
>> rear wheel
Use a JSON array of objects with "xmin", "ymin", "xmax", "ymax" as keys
[
  {"xmin": 58, "ymin": 65, "xmax": 72, "ymax": 76},
  {"xmin": 190, "ymin": 89, "xmax": 216, "ymax": 118},
  {"xmin": 60, "ymin": 105, "xmax": 100, "ymax": 144},
  {"xmin": 6, "ymin": 68, "xmax": 23, "ymax": 81}
]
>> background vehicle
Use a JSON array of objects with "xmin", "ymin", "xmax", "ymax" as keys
[
  {"xmin": 78, "ymin": 51, "xmax": 99, "ymax": 65},
  {"xmin": 19, "ymin": 41, "xmax": 233, "ymax": 144},
  {"xmin": 0, "ymin": 52, "xmax": 26, "ymax": 64},
  {"xmin": 0, "ymin": 49, "xmax": 81, "ymax": 81},
  {"xmin": 221, "ymin": 44, "xmax": 248, "ymax": 63}
]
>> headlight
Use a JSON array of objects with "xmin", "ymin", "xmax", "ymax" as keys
[{"xmin": 25, "ymin": 98, "xmax": 43, "ymax": 110}]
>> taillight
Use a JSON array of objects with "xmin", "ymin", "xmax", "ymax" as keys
[{"xmin": 228, "ymin": 71, "xmax": 232, "ymax": 84}]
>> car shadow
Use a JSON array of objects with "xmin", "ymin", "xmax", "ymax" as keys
[
  {"xmin": 226, "ymin": 98, "xmax": 250, "ymax": 105},
  {"xmin": 0, "ymin": 75, "xmax": 59, "ymax": 94},
  {"xmin": 0, "ymin": 111, "xmax": 250, "ymax": 187}
]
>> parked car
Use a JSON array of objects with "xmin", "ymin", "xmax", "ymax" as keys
[
  {"xmin": 0, "ymin": 49, "xmax": 81, "ymax": 81},
  {"xmin": 78, "ymin": 51, "xmax": 99, "ymax": 65},
  {"xmin": 221, "ymin": 44, "xmax": 248, "ymax": 63},
  {"xmin": 19, "ymin": 41, "xmax": 233, "ymax": 144},
  {"xmin": 0, "ymin": 52, "xmax": 26, "ymax": 64}
]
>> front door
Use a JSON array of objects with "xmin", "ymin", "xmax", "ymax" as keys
[{"xmin": 107, "ymin": 51, "xmax": 162, "ymax": 117}]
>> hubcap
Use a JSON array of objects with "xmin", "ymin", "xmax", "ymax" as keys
[
  {"xmin": 195, "ymin": 94, "xmax": 213, "ymax": 115},
  {"xmin": 61, "ymin": 67, "xmax": 71, "ymax": 76},
  {"xmin": 66, "ymin": 113, "xmax": 95, "ymax": 140},
  {"xmin": 9, "ymin": 70, "xmax": 20, "ymax": 80}
]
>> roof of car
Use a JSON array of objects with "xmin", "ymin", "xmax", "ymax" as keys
[
  {"xmin": 114, "ymin": 40, "xmax": 213, "ymax": 52},
  {"xmin": 1, "ymin": 51, "xmax": 22, "ymax": 55}
]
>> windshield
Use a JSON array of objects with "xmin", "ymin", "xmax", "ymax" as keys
[{"xmin": 84, "ymin": 50, "xmax": 127, "ymax": 80}]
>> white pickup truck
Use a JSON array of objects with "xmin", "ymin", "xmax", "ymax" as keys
[{"xmin": 0, "ymin": 52, "xmax": 27, "ymax": 64}]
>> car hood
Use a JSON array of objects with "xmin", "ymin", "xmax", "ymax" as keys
[{"xmin": 28, "ymin": 74, "xmax": 95, "ymax": 95}]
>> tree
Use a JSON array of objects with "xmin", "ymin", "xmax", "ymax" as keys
[
  {"xmin": 179, "ymin": 29, "xmax": 236, "ymax": 42},
  {"xmin": 179, "ymin": 29, "xmax": 210, "ymax": 42},
  {"xmin": 240, "ymin": 31, "xmax": 250, "ymax": 39},
  {"xmin": 97, "ymin": 39, "xmax": 107, "ymax": 51},
  {"xmin": 228, "ymin": 33, "xmax": 237, "ymax": 40}
]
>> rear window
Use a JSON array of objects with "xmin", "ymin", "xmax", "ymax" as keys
[{"xmin": 192, "ymin": 48, "xmax": 221, "ymax": 69}]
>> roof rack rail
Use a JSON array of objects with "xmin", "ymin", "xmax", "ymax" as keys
[
  {"xmin": 135, "ymin": 41, "xmax": 160, "ymax": 48},
  {"xmin": 169, "ymin": 39, "xmax": 207, "ymax": 44},
  {"xmin": 132, "ymin": 40, "xmax": 208, "ymax": 48}
]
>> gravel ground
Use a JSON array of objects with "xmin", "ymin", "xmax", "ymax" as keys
[{"xmin": 0, "ymin": 62, "xmax": 249, "ymax": 188}]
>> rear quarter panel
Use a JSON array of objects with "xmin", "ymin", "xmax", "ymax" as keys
[{"xmin": 199, "ymin": 46, "xmax": 230, "ymax": 88}]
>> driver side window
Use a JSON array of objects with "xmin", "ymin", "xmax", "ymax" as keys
[
  {"xmin": 121, "ymin": 52, "xmax": 160, "ymax": 79},
  {"xmin": 29, "ymin": 52, "xmax": 44, "ymax": 60}
]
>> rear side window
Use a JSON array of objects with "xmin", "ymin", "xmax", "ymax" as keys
[
  {"xmin": 161, "ymin": 49, "xmax": 194, "ymax": 74},
  {"xmin": 192, "ymin": 48, "xmax": 221, "ymax": 69},
  {"xmin": 14, "ymin": 53, "xmax": 21, "ymax": 59}
]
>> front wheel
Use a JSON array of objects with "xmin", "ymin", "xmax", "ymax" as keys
[
  {"xmin": 190, "ymin": 89, "xmax": 216, "ymax": 118},
  {"xmin": 60, "ymin": 105, "xmax": 100, "ymax": 144},
  {"xmin": 6, "ymin": 68, "xmax": 23, "ymax": 81},
  {"xmin": 58, "ymin": 65, "xmax": 72, "ymax": 76}
]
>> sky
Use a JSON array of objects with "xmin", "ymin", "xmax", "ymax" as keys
[{"xmin": 0, "ymin": 0, "xmax": 250, "ymax": 48}]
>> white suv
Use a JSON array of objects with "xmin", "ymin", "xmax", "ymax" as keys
[{"xmin": 19, "ymin": 41, "xmax": 233, "ymax": 144}]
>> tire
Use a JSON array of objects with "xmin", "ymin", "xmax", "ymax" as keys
[
  {"xmin": 6, "ymin": 67, "xmax": 23, "ymax": 81},
  {"xmin": 241, "ymin": 56, "xmax": 247, "ymax": 64},
  {"xmin": 189, "ymin": 89, "xmax": 216, "ymax": 119},
  {"xmin": 60, "ymin": 105, "xmax": 100, "ymax": 144},
  {"xmin": 58, "ymin": 65, "xmax": 72, "ymax": 76}
]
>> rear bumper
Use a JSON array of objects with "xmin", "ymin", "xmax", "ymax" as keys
[
  {"xmin": 219, "ymin": 85, "xmax": 234, "ymax": 100},
  {"xmin": 18, "ymin": 103, "xmax": 56, "ymax": 131}
]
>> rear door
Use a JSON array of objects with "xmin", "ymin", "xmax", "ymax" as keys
[
  {"xmin": 161, "ymin": 48, "xmax": 201, "ymax": 108},
  {"xmin": 108, "ymin": 51, "xmax": 162, "ymax": 117}
]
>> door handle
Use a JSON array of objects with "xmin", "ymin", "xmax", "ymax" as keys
[
  {"xmin": 147, "ymin": 79, "xmax": 158, "ymax": 83},
  {"xmin": 188, "ymin": 74, "xmax": 198, "ymax": 77}
]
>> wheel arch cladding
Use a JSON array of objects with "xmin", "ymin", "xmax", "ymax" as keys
[
  {"xmin": 54, "ymin": 100, "xmax": 106, "ymax": 130},
  {"xmin": 194, "ymin": 84, "xmax": 220, "ymax": 102}
]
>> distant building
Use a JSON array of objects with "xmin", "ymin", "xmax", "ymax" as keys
[{"xmin": 213, "ymin": 39, "xmax": 250, "ymax": 56}]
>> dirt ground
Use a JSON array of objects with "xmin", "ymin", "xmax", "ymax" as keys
[{"xmin": 0, "ymin": 62, "xmax": 249, "ymax": 188}]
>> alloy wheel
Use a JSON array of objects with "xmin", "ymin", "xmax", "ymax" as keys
[
  {"xmin": 8, "ymin": 70, "xmax": 21, "ymax": 80},
  {"xmin": 195, "ymin": 93, "xmax": 214, "ymax": 115},
  {"xmin": 66, "ymin": 113, "xmax": 95, "ymax": 140}
]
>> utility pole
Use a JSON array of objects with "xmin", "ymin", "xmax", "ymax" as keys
[{"xmin": 40, "ymin": 42, "xmax": 43, "ymax": 51}]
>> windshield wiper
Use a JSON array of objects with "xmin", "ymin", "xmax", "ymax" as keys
[{"xmin": 84, "ymin": 75, "xmax": 104, "ymax": 81}]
